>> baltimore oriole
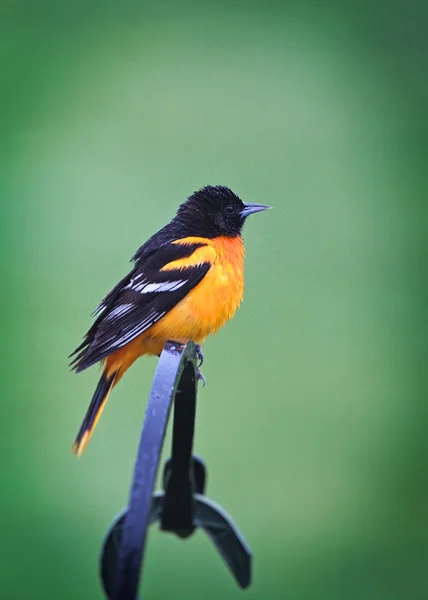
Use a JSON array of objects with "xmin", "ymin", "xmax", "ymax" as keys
[{"xmin": 70, "ymin": 185, "xmax": 270, "ymax": 456}]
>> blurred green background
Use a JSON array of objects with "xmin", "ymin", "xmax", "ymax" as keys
[{"xmin": 1, "ymin": 1, "xmax": 427, "ymax": 599}]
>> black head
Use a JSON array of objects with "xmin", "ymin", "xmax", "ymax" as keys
[{"xmin": 176, "ymin": 185, "xmax": 270, "ymax": 238}]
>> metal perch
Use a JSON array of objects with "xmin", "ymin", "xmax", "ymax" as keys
[{"xmin": 99, "ymin": 341, "xmax": 252, "ymax": 600}]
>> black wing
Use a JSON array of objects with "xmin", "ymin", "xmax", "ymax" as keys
[{"xmin": 70, "ymin": 241, "xmax": 210, "ymax": 372}]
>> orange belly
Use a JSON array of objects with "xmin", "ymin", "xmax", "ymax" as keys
[{"xmin": 105, "ymin": 235, "xmax": 244, "ymax": 379}]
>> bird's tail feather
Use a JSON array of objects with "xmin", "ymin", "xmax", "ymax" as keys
[{"xmin": 72, "ymin": 370, "xmax": 118, "ymax": 457}]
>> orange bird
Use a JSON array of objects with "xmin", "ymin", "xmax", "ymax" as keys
[{"xmin": 70, "ymin": 185, "xmax": 270, "ymax": 455}]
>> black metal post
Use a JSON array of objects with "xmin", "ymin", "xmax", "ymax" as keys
[{"xmin": 99, "ymin": 341, "xmax": 251, "ymax": 600}]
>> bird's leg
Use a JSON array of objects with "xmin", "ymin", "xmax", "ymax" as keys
[
  {"xmin": 194, "ymin": 345, "xmax": 206, "ymax": 385},
  {"xmin": 195, "ymin": 344, "xmax": 204, "ymax": 367}
]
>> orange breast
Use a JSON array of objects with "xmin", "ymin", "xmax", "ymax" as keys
[{"xmin": 147, "ymin": 235, "xmax": 245, "ymax": 346}]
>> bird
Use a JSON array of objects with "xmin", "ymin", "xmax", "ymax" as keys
[{"xmin": 69, "ymin": 185, "xmax": 270, "ymax": 456}]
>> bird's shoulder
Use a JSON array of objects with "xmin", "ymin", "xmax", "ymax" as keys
[{"xmin": 95, "ymin": 236, "xmax": 214, "ymax": 316}]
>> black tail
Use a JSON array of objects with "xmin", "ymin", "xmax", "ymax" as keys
[{"xmin": 72, "ymin": 370, "xmax": 118, "ymax": 456}]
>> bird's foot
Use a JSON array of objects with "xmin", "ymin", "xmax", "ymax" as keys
[
  {"xmin": 196, "ymin": 367, "xmax": 206, "ymax": 386},
  {"xmin": 195, "ymin": 344, "xmax": 204, "ymax": 367}
]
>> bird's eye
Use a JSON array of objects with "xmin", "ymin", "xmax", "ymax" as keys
[{"xmin": 225, "ymin": 205, "xmax": 235, "ymax": 215}]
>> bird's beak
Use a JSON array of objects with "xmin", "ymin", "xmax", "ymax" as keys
[{"xmin": 240, "ymin": 202, "xmax": 272, "ymax": 218}]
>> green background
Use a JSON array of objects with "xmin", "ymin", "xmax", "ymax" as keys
[{"xmin": 1, "ymin": 1, "xmax": 427, "ymax": 599}]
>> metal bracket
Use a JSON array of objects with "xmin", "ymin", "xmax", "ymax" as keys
[{"xmin": 99, "ymin": 341, "xmax": 252, "ymax": 599}]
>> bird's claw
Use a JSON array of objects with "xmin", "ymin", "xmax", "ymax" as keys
[
  {"xmin": 196, "ymin": 367, "xmax": 206, "ymax": 386},
  {"xmin": 195, "ymin": 344, "xmax": 204, "ymax": 367}
]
